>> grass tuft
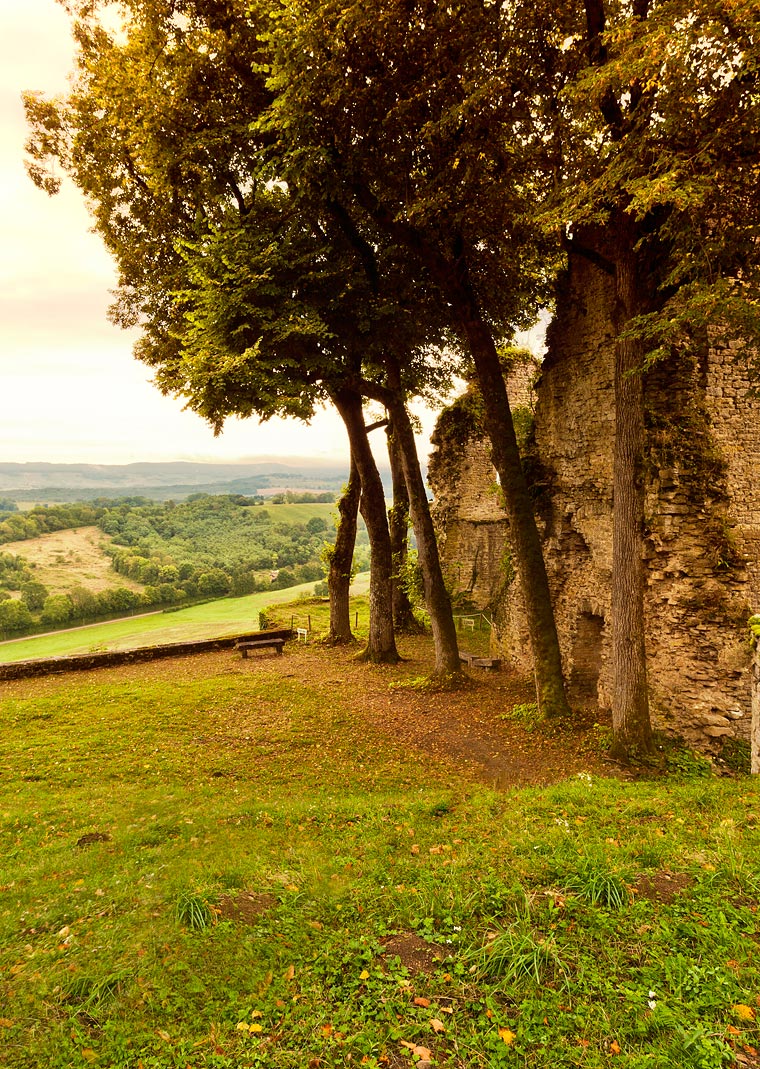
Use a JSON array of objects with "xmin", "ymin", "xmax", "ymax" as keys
[{"xmin": 175, "ymin": 891, "xmax": 214, "ymax": 930}]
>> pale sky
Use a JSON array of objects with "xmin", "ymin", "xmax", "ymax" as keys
[{"xmin": 0, "ymin": 0, "xmax": 360, "ymax": 465}]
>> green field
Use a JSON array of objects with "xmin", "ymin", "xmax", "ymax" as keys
[
  {"xmin": 1, "ymin": 620, "xmax": 758, "ymax": 1068},
  {"xmin": 0, "ymin": 574, "xmax": 370, "ymax": 662}
]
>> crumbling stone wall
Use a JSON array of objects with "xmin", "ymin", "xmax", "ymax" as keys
[
  {"xmin": 428, "ymin": 353, "xmax": 537, "ymax": 613},
  {"xmin": 429, "ymin": 256, "xmax": 760, "ymax": 751}
]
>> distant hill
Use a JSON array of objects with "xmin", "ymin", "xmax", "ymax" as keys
[{"xmin": 0, "ymin": 459, "xmax": 373, "ymax": 502}]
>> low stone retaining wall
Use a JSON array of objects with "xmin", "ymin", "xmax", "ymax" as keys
[{"xmin": 0, "ymin": 628, "xmax": 294, "ymax": 681}]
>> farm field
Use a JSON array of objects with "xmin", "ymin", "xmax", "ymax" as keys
[
  {"xmin": 1, "ymin": 618, "xmax": 758, "ymax": 1068},
  {"xmin": 0, "ymin": 575, "xmax": 370, "ymax": 662},
  {"xmin": 1, "ymin": 526, "xmax": 143, "ymax": 594}
]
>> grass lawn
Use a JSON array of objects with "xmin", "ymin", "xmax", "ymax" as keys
[
  {"xmin": 0, "ymin": 575, "xmax": 370, "ymax": 663},
  {"xmin": 0, "ymin": 612, "xmax": 759, "ymax": 1068}
]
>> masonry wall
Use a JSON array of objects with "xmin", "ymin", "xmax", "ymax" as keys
[{"xmin": 429, "ymin": 257, "xmax": 760, "ymax": 751}]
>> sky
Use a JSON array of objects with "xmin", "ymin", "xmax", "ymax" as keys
[{"xmin": 0, "ymin": 0, "xmax": 364, "ymax": 465}]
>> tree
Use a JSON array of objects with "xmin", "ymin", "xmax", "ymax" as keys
[
  {"xmin": 265, "ymin": 0, "xmax": 571, "ymax": 713},
  {"xmin": 386, "ymin": 420, "xmax": 418, "ymax": 633},
  {"xmin": 324, "ymin": 455, "xmax": 361, "ymax": 645},
  {"xmin": 25, "ymin": 0, "xmax": 462, "ymax": 673}
]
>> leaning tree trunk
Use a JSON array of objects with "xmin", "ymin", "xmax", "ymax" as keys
[
  {"xmin": 386, "ymin": 420, "xmax": 420, "ymax": 632},
  {"xmin": 327, "ymin": 450, "xmax": 360, "ymax": 643},
  {"xmin": 449, "ymin": 283, "xmax": 570, "ymax": 716},
  {"xmin": 610, "ymin": 214, "xmax": 653, "ymax": 758},
  {"xmin": 332, "ymin": 387, "xmax": 399, "ymax": 664},
  {"xmin": 381, "ymin": 362, "xmax": 461, "ymax": 677}
]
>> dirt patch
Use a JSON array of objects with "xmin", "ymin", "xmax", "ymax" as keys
[
  {"xmin": 215, "ymin": 891, "xmax": 277, "ymax": 924},
  {"xmin": 75, "ymin": 832, "xmax": 111, "ymax": 848},
  {"xmin": 380, "ymin": 933, "xmax": 448, "ymax": 977},
  {"xmin": 633, "ymin": 871, "xmax": 694, "ymax": 904}
]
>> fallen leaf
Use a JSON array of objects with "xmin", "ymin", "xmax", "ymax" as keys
[
  {"xmin": 498, "ymin": 1027, "xmax": 516, "ymax": 1046},
  {"xmin": 81, "ymin": 1050, "xmax": 96, "ymax": 1063},
  {"xmin": 734, "ymin": 1004, "xmax": 756, "ymax": 1021},
  {"xmin": 410, "ymin": 844, "xmax": 420, "ymax": 855},
  {"xmin": 249, "ymin": 1023, "xmax": 263, "ymax": 1033},
  {"xmin": 414, "ymin": 997, "xmax": 431, "ymax": 1008},
  {"xmin": 359, "ymin": 970, "xmax": 370, "ymax": 981},
  {"xmin": 610, "ymin": 1039, "xmax": 621, "ymax": 1055},
  {"xmin": 284, "ymin": 965, "xmax": 296, "ymax": 981},
  {"xmin": 400, "ymin": 1041, "xmax": 432, "ymax": 1059},
  {"xmin": 236, "ymin": 1022, "xmax": 250, "ymax": 1032},
  {"xmin": 251, "ymin": 1010, "xmax": 263, "ymax": 1019},
  {"xmin": 0, "ymin": 1019, "xmax": 15, "ymax": 1028},
  {"xmin": 430, "ymin": 1018, "xmax": 445, "ymax": 1033},
  {"xmin": 157, "ymin": 1029, "xmax": 171, "ymax": 1043}
]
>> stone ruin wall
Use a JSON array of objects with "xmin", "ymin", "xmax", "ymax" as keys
[
  {"xmin": 429, "ymin": 256, "xmax": 760, "ymax": 751},
  {"xmin": 428, "ymin": 358, "xmax": 536, "ymax": 614}
]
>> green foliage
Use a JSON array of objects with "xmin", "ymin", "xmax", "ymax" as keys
[
  {"xmin": 563, "ymin": 855, "xmax": 630, "ymax": 909},
  {"xmin": 175, "ymin": 892, "xmax": 214, "ymax": 931},
  {"xmin": 665, "ymin": 746, "xmax": 714, "ymax": 779},
  {"xmin": 502, "ymin": 702, "xmax": 541, "ymax": 731},
  {"xmin": 429, "ymin": 386, "xmax": 486, "ymax": 459},
  {"xmin": 0, "ymin": 502, "xmax": 104, "ymax": 545}
]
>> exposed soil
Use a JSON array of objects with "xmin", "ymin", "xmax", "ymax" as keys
[
  {"xmin": 215, "ymin": 891, "xmax": 278, "ymax": 924},
  {"xmin": 632, "ymin": 871, "xmax": 694, "ymax": 904},
  {"xmin": 380, "ymin": 933, "xmax": 448, "ymax": 977}
]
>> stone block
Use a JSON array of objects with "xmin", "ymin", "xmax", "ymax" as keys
[{"xmin": 703, "ymin": 725, "xmax": 735, "ymax": 738}]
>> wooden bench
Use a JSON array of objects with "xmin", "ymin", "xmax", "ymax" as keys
[
  {"xmin": 459, "ymin": 651, "xmax": 502, "ymax": 671},
  {"xmin": 237, "ymin": 638, "xmax": 285, "ymax": 658}
]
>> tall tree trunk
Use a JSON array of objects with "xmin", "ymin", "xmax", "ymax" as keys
[
  {"xmin": 381, "ymin": 363, "xmax": 462, "ymax": 676},
  {"xmin": 386, "ymin": 421, "xmax": 419, "ymax": 632},
  {"xmin": 327, "ymin": 450, "xmax": 360, "ymax": 643},
  {"xmin": 610, "ymin": 213, "xmax": 653, "ymax": 757},
  {"xmin": 332, "ymin": 387, "xmax": 399, "ymax": 664},
  {"xmin": 449, "ymin": 286, "xmax": 570, "ymax": 716}
]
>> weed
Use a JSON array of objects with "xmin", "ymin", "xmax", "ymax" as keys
[
  {"xmin": 665, "ymin": 745, "xmax": 714, "ymax": 778},
  {"xmin": 175, "ymin": 891, "xmax": 214, "ymax": 930},
  {"xmin": 564, "ymin": 856, "xmax": 630, "ymax": 909},
  {"xmin": 718, "ymin": 737, "xmax": 751, "ymax": 774},
  {"xmin": 502, "ymin": 701, "xmax": 540, "ymax": 730},
  {"xmin": 471, "ymin": 926, "xmax": 567, "ymax": 987},
  {"xmin": 389, "ymin": 671, "xmax": 465, "ymax": 693}
]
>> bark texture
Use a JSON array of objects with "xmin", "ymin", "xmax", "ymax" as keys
[
  {"xmin": 386, "ymin": 422, "xmax": 419, "ymax": 632},
  {"xmin": 332, "ymin": 387, "xmax": 399, "ymax": 664},
  {"xmin": 382, "ymin": 363, "xmax": 461, "ymax": 676},
  {"xmin": 610, "ymin": 215, "xmax": 653, "ymax": 756},
  {"xmin": 450, "ymin": 287, "xmax": 570, "ymax": 716},
  {"xmin": 327, "ymin": 451, "xmax": 360, "ymax": 644}
]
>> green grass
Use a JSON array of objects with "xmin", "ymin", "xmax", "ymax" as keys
[
  {"xmin": 0, "ymin": 575, "xmax": 370, "ymax": 662},
  {"xmin": 1, "ymin": 632, "xmax": 759, "ymax": 1067}
]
